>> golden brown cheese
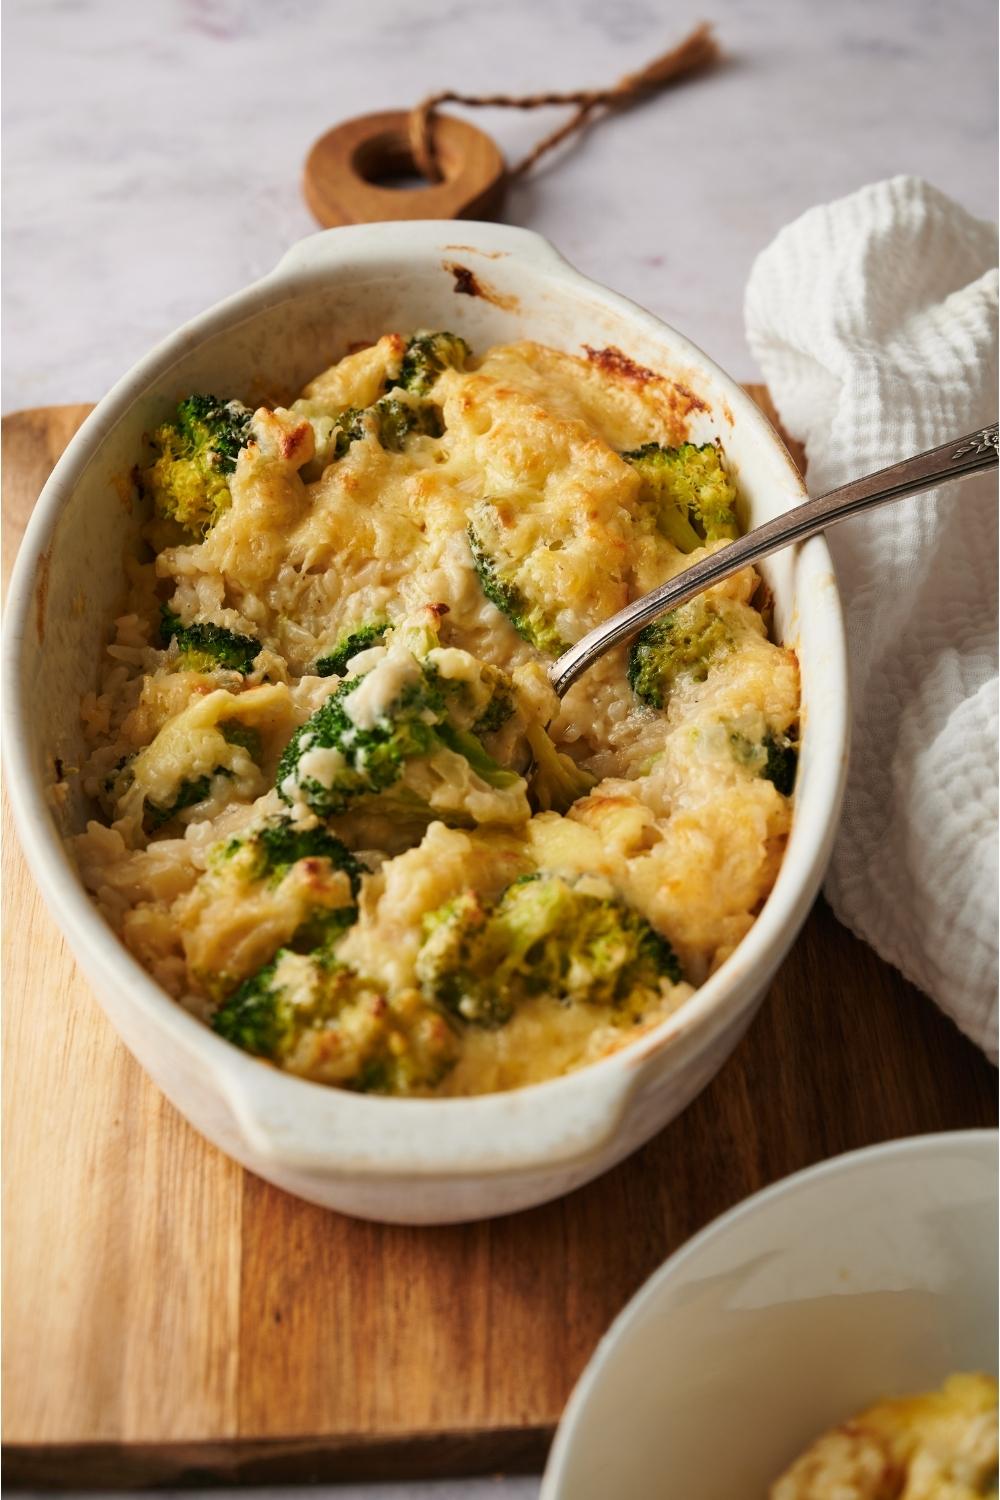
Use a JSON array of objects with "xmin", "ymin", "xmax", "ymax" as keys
[
  {"xmin": 72, "ymin": 333, "xmax": 800, "ymax": 1096},
  {"xmin": 771, "ymin": 1374, "xmax": 999, "ymax": 1500}
]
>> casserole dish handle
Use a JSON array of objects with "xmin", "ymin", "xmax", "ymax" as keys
[
  {"xmin": 268, "ymin": 220, "xmax": 572, "ymax": 281},
  {"xmin": 216, "ymin": 1045, "xmax": 642, "ymax": 1180}
]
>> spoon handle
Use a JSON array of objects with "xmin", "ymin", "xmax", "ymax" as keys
[{"xmin": 549, "ymin": 422, "xmax": 999, "ymax": 698}]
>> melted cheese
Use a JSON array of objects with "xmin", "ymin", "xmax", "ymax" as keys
[
  {"xmin": 771, "ymin": 1374, "xmax": 999, "ymax": 1500},
  {"xmin": 75, "ymin": 333, "xmax": 801, "ymax": 1096},
  {"xmin": 342, "ymin": 649, "xmax": 423, "ymax": 731}
]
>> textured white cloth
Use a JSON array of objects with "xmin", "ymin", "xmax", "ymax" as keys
[{"xmin": 745, "ymin": 176, "xmax": 999, "ymax": 1060}]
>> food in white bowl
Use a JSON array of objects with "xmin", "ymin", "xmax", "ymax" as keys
[
  {"xmin": 4, "ymin": 222, "xmax": 846, "ymax": 1220},
  {"xmin": 771, "ymin": 1372, "xmax": 998, "ymax": 1498},
  {"xmin": 541, "ymin": 1132, "xmax": 999, "ymax": 1499},
  {"xmin": 70, "ymin": 326, "xmax": 799, "ymax": 1098}
]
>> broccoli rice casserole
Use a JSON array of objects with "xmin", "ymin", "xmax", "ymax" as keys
[{"xmin": 71, "ymin": 330, "xmax": 800, "ymax": 1097}]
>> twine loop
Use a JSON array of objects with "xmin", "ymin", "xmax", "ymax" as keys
[{"xmin": 408, "ymin": 23, "xmax": 720, "ymax": 185}]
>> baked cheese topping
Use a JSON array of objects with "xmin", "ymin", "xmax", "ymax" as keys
[
  {"xmin": 771, "ymin": 1374, "xmax": 999, "ymax": 1500},
  {"xmin": 71, "ymin": 332, "xmax": 800, "ymax": 1096}
]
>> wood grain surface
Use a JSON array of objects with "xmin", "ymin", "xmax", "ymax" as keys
[{"xmin": 3, "ymin": 400, "xmax": 996, "ymax": 1488}]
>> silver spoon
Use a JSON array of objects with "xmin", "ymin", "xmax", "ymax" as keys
[{"xmin": 549, "ymin": 423, "xmax": 999, "ymax": 697}]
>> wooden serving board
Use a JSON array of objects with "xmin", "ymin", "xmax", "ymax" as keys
[{"xmin": 3, "ymin": 398, "xmax": 997, "ymax": 1488}]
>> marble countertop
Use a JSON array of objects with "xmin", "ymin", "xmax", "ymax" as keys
[
  {"xmin": 3, "ymin": 2, "xmax": 995, "ymax": 1496},
  {"xmin": 3, "ymin": 0, "xmax": 996, "ymax": 415}
]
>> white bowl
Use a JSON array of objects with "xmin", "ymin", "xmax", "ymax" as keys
[
  {"xmin": 3, "ymin": 221, "xmax": 848, "ymax": 1224},
  {"xmin": 542, "ymin": 1130, "xmax": 999, "ymax": 1499}
]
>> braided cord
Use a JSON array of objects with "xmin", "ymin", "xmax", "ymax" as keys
[{"xmin": 408, "ymin": 24, "xmax": 720, "ymax": 183}]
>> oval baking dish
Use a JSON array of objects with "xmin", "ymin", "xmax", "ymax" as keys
[{"xmin": 3, "ymin": 222, "xmax": 848, "ymax": 1223}]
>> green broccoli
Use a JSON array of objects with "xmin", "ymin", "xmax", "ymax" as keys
[
  {"xmin": 212, "ymin": 948, "xmax": 458, "ymax": 1091},
  {"xmin": 333, "ymin": 406, "xmax": 365, "ymax": 457},
  {"xmin": 472, "ymin": 679, "xmax": 515, "ymax": 736},
  {"xmin": 212, "ymin": 952, "xmax": 292, "ymax": 1057},
  {"xmin": 467, "ymin": 519, "xmax": 567, "ymax": 657},
  {"xmin": 435, "ymin": 721, "xmax": 515, "ymax": 782},
  {"xmin": 145, "ymin": 771, "xmax": 230, "ymax": 831},
  {"xmin": 161, "ymin": 606, "xmax": 260, "ymax": 674},
  {"xmin": 416, "ymin": 890, "xmax": 511, "ymax": 1026},
  {"xmin": 422, "ymin": 654, "xmax": 517, "ymax": 740},
  {"xmin": 329, "ymin": 396, "xmax": 441, "ymax": 460},
  {"xmin": 289, "ymin": 403, "xmax": 362, "ymax": 472},
  {"xmin": 220, "ymin": 815, "xmax": 363, "ymax": 951},
  {"xmin": 728, "ymin": 728, "xmax": 798, "ymax": 796},
  {"xmin": 221, "ymin": 815, "xmax": 363, "ymax": 894},
  {"xmin": 144, "ymin": 394, "xmax": 253, "ymax": 533},
  {"xmin": 763, "ymin": 731, "xmax": 797, "ymax": 796},
  {"xmin": 627, "ymin": 598, "xmax": 732, "ymax": 709},
  {"xmin": 314, "ymin": 621, "xmax": 391, "ymax": 678},
  {"xmin": 525, "ymin": 721, "xmax": 596, "ymax": 813},
  {"xmin": 397, "ymin": 331, "xmax": 471, "ymax": 396},
  {"xmin": 277, "ymin": 658, "xmax": 521, "ymax": 821},
  {"xmin": 623, "ymin": 442, "xmax": 739, "ymax": 552},
  {"xmin": 372, "ymin": 395, "xmax": 443, "ymax": 450},
  {"xmin": 220, "ymin": 722, "xmax": 262, "ymax": 759},
  {"xmin": 303, "ymin": 394, "xmax": 442, "ymax": 472},
  {"xmin": 416, "ymin": 873, "xmax": 681, "ymax": 1028},
  {"xmin": 185, "ymin": 816, "xmax": 363, "ymax": 1000}
]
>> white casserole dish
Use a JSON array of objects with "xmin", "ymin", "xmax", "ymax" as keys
[
  {"xmin": 3, "ymin": 221, "xmax": 849, "ymax": 1224},
  {"xmin": 541, "ymin": 1130, "xmax": 1000, "ymax": 1499}
]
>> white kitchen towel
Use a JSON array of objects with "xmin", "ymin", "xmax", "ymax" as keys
[{"xmin": 745, "ymin": 176, "xmax": 999, "ymax": 1060}]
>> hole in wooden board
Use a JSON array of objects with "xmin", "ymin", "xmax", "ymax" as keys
[
  {"xmin": 363, "ymin": 166, "xmax": 428, "ymax": 192},
  {"xmin": 351, "ymin": 132, "xmax": 455, "ymax": 192}
]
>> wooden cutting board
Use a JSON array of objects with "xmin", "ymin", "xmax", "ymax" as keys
[{"xmin": 3, "ymin": 398, "xmax": 996, "ymax": 1488}]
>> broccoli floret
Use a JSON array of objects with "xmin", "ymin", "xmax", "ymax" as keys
[
  {"xmin": 188, "ymin": 817, "xmax": 362, "ymax": 999},
  {"xmin": 728, "ymin": 728, "xmax": 798, "ymax": 796},
  {"xmin": 241, "ymin": 817, "xmax": 363, "ymax": 950},
  {"xmin": 763, "ymin": 731, "xmax": 797, "ymax": 796},
  {"xmin": 277, "ymin": 679, "xmax": 437, "ymax": 819},
  {"xmin": 314, "ymin": 622, "xmax": 390, "ymax": 678},
  {"xmin": 161, "ymin": 606, "xmax": 260, "ymax": 675},
  {"xmin": 298, "ymin": 383, "xmax": 444, "ymax": 473},
  {"xmin": 472, "ymin": 679, "xmax": 515, "ymax": 736},
  {"xmin": 397, "ymin": 331, "xmax": 470, "ymax": 396},
  {"xmin": 174, "ymin": 395, "xmax": 252, "ymax": 474},
  {"xmin": 623, "ymin": 442, "xmax": 739, "ymax": 552},
  {"xmin": 222, "ymin": 816, "xmax": 363, "ymax": 894},
  {"xmin": 212, "ymin": 953, "xmax": 292, "ymax": 1057},
  {"xmin": 627, "ymin": 598, "xmax": 731, "ymax": 709},
  {"xmin": 291, "ymin": 904, "xmax": 360, "ymax": 952},
  {"xmin": 212, "ymin": 948, "xmax": 458, "ymax": 1091},
  {"xmin": 435, "ymin": 721, "xmax": 516, "ymax": 782},
  {"xmin": 416, "ymin": 874, "xmax": 681, "ymax": 1028},
  {"xmin": 220, "ymin": 722, "xmax": 262, "ymax": 759},
  {"xmin": 525, "ymin": 721, "xmax": 596, "ymax": 813},
  {"xmin": 144, "ymin": 394, "xmax": 253, "ymax": 533},
  {"xmin": 327, "ymin": 395, "xmax": 442, "ymax": 465},
  {"xmin": 373, "ymin": 395, "xmax": 443, "ymax": 450},
  {"xmin": 331, "ymin": 406, "xmax": 365, "ymax": 459},
  {"xmin": 262, "ymin": 823, "xmax": 361, "ymax": 891},
  {"xmin": 277, "ymin": 657, "xmax": 520, "ymax": 821},
  {"xmin": 425, "ymin": 654, "xmax": 517, "ymax": 741},
  {"xmin": 467, "ymin": 521, "xmax": 567, "ymax": 657},
  {"xmin": 145, "ymin": 771, "xmax": 229, "ymax": 831},
  {"xmin": 416, "ymin": 890, "xmax": 510, "ymax": 1026}
]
